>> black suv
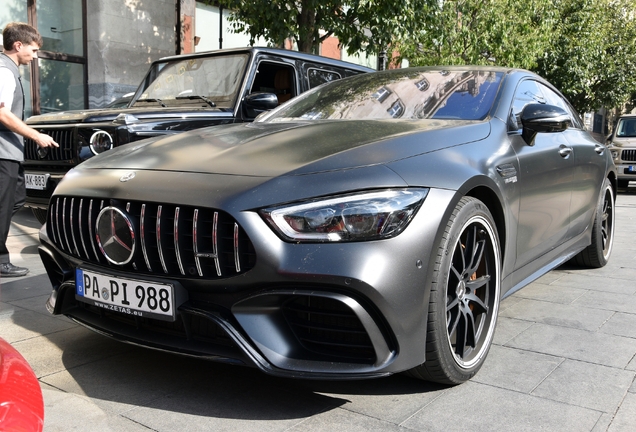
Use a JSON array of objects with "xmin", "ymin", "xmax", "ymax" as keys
[{"xmin": 23, "ymin": 47, "xmax": 373, "ymax": 222}]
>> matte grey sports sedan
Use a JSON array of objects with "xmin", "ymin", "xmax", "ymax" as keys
[{"xmin": 40, "ymin": 66, "xmax": 616, "ymax": 385}]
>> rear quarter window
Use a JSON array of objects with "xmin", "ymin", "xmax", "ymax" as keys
[{"xmin": 307, "ymin": 68, "xmax": 342, "ymax": 89}]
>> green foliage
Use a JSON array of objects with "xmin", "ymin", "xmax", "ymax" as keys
[
  {"xmin": 535, "ymin": 0, "xmax": 636, "ymax": 112},
  {"xmin": 214, "ymin": 0, "xmax": 636, "ymax": 112},
  {"xmin": 395, "ymin": 0, "xmax": 555, "ymax": 69},
  {"xmin": 396, "ymin": 0, "xmax": 636, "ymax": 113},
  {"xmin": 216, "ymin": 0, "xmax": 434, "ymax": 55}
]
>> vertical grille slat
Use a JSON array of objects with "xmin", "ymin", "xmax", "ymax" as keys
[
  {"xmin": 24, "ymin": 128, "xmax": 76, "ymax": 162},
  {"xmin": 193, "ymin": 209, "xmax": 203, "ymax": 277},
  {"xmin": 62, "ymin": 198, "xmax": 73, "ymax": 253},
  {"xmin": 622, "ymin": 149, "xmax": 636, "ymax": 162},
  {"xmin": 69, "ymin": 198, "xmax": 80, "ymax": 256},
  {"xmin": 157, "ymin": 205, "xmax": 168, "ymax": 274},
  {"xmin": 140, "ymin": 204, "xmax": 152, "ymax": 272},
  {"xmin": 212, "ymin": 212, "xmax": 221, "ymax": 276},
  {"xmin": 233, "ymin": 223, "xmax": 240, "ymax": 273},
  {"xmin": 54, "ymin": 198, "xmax": 63, "ymax": 251},
  {"xmin": 87, "ymin": 199, "xmax": 100, "ymax": 262},
  {"xmin": 47, "ymin": 196, "xmax": 256, "ymax": 279},
  {"xmin": 174, "ymin": 207, "xmax": 185, "ymax": 276}
]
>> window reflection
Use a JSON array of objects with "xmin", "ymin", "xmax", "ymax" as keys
[
  {"xmin": 387, "ymin": 99, "xmax": 405, "ymax": 118},
  {"xmin": 37, "ymin": 0, "xmax": 83, "ymax": 56},
  {"xmin": 267, "ymin": 68, "xmax": 503, "ymax": 122},
  {"xmin": 39, "ymin": 59, "xmax": 84, "ymax": 113},
  {"xmin": 372, "ymin": 87, "xmax": 392, "ymax": 103}
]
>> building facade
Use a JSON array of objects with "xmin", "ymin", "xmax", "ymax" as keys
[{"xmin": 1, "ymin": 0, "xmax": 375, "ymax": 117}]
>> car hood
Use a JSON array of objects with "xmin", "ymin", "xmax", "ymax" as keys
[
  {"xmin": 26, "ymin": 106, "xmax": 228, "ymax": 124},
  {"xmin": 610, "ymin": 137, "xmax": 636, "ymax": 147},
  {"xmin": 78, "ymin": 119, "xmax": 491, "ymax": 176}
]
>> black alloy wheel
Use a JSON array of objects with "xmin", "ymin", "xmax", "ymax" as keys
[
  {"xmin": 573, "ymin": 178, "xmax": 615, "ymax": 268},
  {"xmin": 407, "ymin": 197, "xmax": 501, "ymax": 384}
]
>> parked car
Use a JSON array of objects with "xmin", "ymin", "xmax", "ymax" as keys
[
  {"xmin": 606, "ymin": 113, "xmax": 636, "ymax": 188},
  {"xmin": 39, "ymin": 66, "xmax": 616, "ymax": 385},
  {"xmin": 0, "ymin": 337, "xmax": 44, "ymax": 432},
  {"xmin": 23, "ymin": 47, "xmax": 373, "ymax": 223}
]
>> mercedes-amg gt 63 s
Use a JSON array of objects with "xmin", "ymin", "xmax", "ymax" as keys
[{"xmin": 39, "ymin": 66, "xmax": 616, "ymax": 385}]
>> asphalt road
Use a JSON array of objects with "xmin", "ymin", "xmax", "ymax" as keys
[{"xmin": 2, "ymin": 190, "xmax": 636, "ymax": 431}]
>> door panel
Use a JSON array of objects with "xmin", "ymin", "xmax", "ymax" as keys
[{"xmin": 512, "ymin": 132, "xmax": 574, "ymax": 269}]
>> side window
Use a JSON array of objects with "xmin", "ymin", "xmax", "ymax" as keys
[
  {"xmin": 250, "ymin": 62, "xmax": 296, "ymax": 105},
  {"xmin": 510, "ymin": 79, "xmax": 545, "ymax": 130},
  {"xmin": 307, "ymin": 68, "xmax": 342, "ymax": 89},
  {"xmin": 538, "ymin": 83, "xmax": 584, "ymax": 129}
]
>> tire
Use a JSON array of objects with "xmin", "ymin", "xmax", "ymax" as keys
[
  {"xmin": 572, "ymin": 178, "xmax": 615, "ymax": 268},
  {"xmin": 31, "ymin": 207, "xmax": 48, "ymax": 225},
  {"xmin": 407, "ymin": 197, "xmax": 501, "ymax": 385}
]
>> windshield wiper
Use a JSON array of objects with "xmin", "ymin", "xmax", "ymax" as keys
[
  {"xmin": 175, "ymin": 95, "xmax": 216, "ymax": 107},
  {"xmin": 135, "ymin": 98, "xmax": 166, "ymax": 107}
]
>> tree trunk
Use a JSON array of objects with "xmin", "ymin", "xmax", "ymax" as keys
[{"xmin": 297, "ymin": 1, "xmax": 318, "ymax": 53}]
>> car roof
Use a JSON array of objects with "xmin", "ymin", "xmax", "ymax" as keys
[{"xmin": 153, "ymin": 46, "xmax": 375, "ymax": 73}]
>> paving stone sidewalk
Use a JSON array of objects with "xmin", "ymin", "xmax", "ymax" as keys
[{"xmin": 2, "ymin": 192, "xmax": 636, "ymax": 432}]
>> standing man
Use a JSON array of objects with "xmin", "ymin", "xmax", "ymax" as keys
[{"xmin": 0, "ymin": 22, "xmax": 58, "ymax": 277}]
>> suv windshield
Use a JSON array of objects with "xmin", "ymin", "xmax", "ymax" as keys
[
  {"xmin": 616, "ymin": 117, "xmax": 636, "ymax": 138},
  {"xmin": 260, "ymin": 68, "xmax": 503, "ymax": 122},
  {"xmin": 132, "ymin": 54, "xmax": 249, "ymax": 109}
]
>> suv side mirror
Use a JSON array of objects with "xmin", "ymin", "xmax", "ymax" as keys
[
  {"xmin": 243, "ymin": 92, "xmax": 279, "ymax": 118},
  {"xmin": 520, "ymin": 103, "xmax": 571, "ymax": 145}
]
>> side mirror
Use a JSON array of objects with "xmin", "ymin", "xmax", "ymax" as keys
[
  {"xmin": 243, "ymin": 92, "xmax": 279, "ymax": 118},
  {"xmin": 520, "ymin": 103, "xmax": 571, "ymax": 145}
]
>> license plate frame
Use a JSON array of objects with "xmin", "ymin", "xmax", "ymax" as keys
[
  {"xmin": 75, "ymin": 268, "xmax": 176, "ymax": 321},
  {"xmin": 25, "ymin": 173, "xmax": 50, "ymax": 190}
]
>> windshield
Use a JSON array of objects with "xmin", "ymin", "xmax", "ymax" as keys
[
  {"xmin": 132, "ymin": 54, "xmax": 249, "ymax": 109},
  {"xmin": 616, "ymin": 118, "xmax": 636, "ymax": 137},
  {"xmin": 260, "ymin": 68, "xmax": 503, "ymax": 122}
]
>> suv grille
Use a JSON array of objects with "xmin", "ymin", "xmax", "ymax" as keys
[
  {"xmin": 282, "ymin": 295, "xmax": 376, "ymax": 363},
  {"xmin": 24, "ymin": 128, "xmax": 75, "ymax": 161},
  {"xmin": 622, "ymin": 149, "xmax": 636, "ymax": 162},
  {"xmin": 47, "ymin": 196, "xmax": 256, "ymax": 279}
]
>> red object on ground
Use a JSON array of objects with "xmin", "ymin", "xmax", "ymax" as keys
[{"xmin": 0, "ymin": 337, "xmax": 44, "ymax": 432}]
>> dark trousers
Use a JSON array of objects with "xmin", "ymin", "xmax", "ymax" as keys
[{"xmin": 0, "ymin": 159, "xmax": 26, "ymax": 264}]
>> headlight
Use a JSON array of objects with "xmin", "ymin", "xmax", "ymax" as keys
[
  {"xmin": 611, "ymin": 150, "xmax": 619, "ymax": 160},
  {"xmin": 89, "ymin": 130, "xmax": 114, "ymax": 155},
  {"xmin": 261, "ymin": 189, "xmax": 428, "ymax": 242}
]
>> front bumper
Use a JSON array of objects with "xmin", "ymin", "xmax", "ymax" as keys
[
  {"xmin": 39, "ymin": 188, "xmax": 456, "ymax": 379},
  {"xmin": 614, "ymin": 163, "xmax": 636, "ymax": 180}
]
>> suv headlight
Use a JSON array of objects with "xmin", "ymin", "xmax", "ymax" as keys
[
  {"xmin": 89, "ymin": 130, "xmax": 114, "ymax": 155},
  {"xmin": 261, "ymin": 189, "xmax": 428, "ymax": 242}
]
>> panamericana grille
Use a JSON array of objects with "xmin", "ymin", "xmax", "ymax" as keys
[
  {"xmin": 24, "ymin": 128, "xmax": 75, "ymax": 161},
  {"xmin": 47, "ymin": 196, "xmax": 256, "ymax": 279},
  {"xmin": 622, "ymin": 149, "xmax": 636, "ymax": 162},
  {"xmin": 282, "ymin": 295, "xmax": 376, "ymax": 363}
]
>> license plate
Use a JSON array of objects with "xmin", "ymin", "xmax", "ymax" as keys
[
  {"xmin": 628, "ymin": 166, "xmax": 636, "ymax": 173},
  {"xmin": 75, "ymin": 268, "xmax": 176, "ymax": 321},
  {"xmin": 25, "ymin": 173, "xmax": 50, "ymax": 190}
]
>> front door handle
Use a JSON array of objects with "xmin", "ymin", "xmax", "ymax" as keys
[{"xmin": 559, "ymin": 144, "xmax": 573, "ymax": 158}]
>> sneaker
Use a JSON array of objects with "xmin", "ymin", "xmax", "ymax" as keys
[{"xmin": 0, "ymin": 263, "xmax": 29, "ymax": 277}]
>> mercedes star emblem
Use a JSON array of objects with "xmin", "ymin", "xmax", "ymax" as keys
[
  {"xmin": 120, "ymin": 171, "xmax": 136, "ymax": 182},
  {"xmin": 95, "ymin": 207, "xmax": 136, "ymax": 265}
]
